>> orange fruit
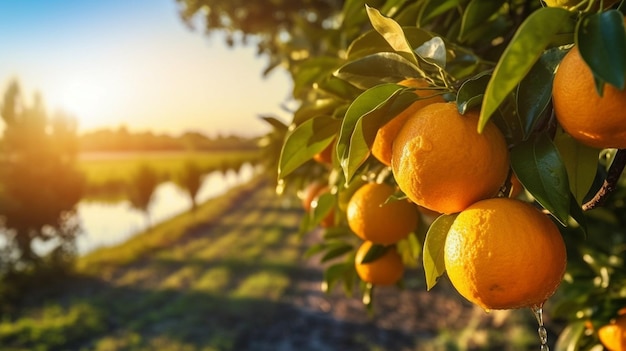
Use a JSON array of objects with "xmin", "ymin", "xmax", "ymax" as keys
[
  {"xmin": 598, "ymin": 314, "xmax": 626, "ymax": 351},
  {"xmin": 553, "ymin": 45, "xmax": 626, "ymax": 149},
  {"xmin": 347, "ymin": 182, "xmax": 418, "ymax": 245},
  {"xmin": 313, "ymin": 138, "xmax": 335, "ymax": 164},
  {"xmin": 371, "ymin": 78, "xmax": 445, "ymax": 166},
  {"xmin": 391, "ymin": 102, "xmax": 509, "ymax": 214},
  {"xmin": 355, "ymin": 240, "xmax": 404, "ymax": 285},
  {"xmin": 444, "ymin": 198, "xmax": 567, "ymax": 310}
]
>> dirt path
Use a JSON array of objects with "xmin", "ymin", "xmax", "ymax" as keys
[{"xmin": 10, "ymin": 179, "xmax": 542, "ymax": 351}]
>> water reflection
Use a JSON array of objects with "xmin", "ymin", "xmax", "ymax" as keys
[{"xmin": 76, "ymin": 163, "xmax": 256, "ymax": 254}]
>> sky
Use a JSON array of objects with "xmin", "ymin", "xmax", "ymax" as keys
[{"xmin": 0, "ymin": 0, "xmax": 293, "ymax": 137}]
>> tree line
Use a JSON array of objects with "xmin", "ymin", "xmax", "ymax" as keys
[{"xmin": 79, "ymin": 127, "xmax": 259, "ymax": 152}]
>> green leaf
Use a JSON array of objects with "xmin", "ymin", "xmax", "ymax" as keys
[
  {"xmin": 304, "ymin": 243, "xmax": 327, "ymax": 259},
  {"xmin": 423, "ymin": 214, "xmax": 458, "ymax": 290},
  {"xmin": 347, "ymin": 27, "xmax": 436, "ymax": 61},
  {"xmin": 553, "ymin": 130, "xmax": 600, "ymax": 205},
  {"xmin": 456, "ymin": 71, "xmax": 491, "ymax": 114},
  {"xmin": 310, "ymin": 191, "xmax": 336, "ymax": 227},
  {"xmin": 419, "ymin": 0, "xmax": 461, "ymax": 26},
  {"xmin": 516, "ymin": 47, "xmax": 567, "ymax": 137},
  {"xmin": 359, "ymin": 244, "xmax": 388, "ymax": 264},
  {"xmin": 346, "ymin": 30, "xmax": 394, "ymax": 60},
  {"xmin": 554, "ymin": 321, "xmax": 585, "ymax": 351},
  {"xmin": 321, "ymin": 242, "xmax": 354, "ymax": 263},
  {"xmin": 577, "ymin": 10, "xmax": 626, "ymax": 91},
  {"xmin": 366, "ymin": 5, "xmax": 419, "ymax": 65},
  {"xmin": 569, "ymin": 195, "xmax": 587, "ymax": 236},
  {"xmin": 459, "ymin": 0, "xmax": 506, "ymax": 42},
  {"xmin": 292, "ymin": 56, "xmax": 343, "ymax": 98},
  {"xmin": 510, "ymin": 133, "xmax": 571, "ymax": 225},
  {"xmin": 260, "ymin": 116, "xmax": 288, "ymax": 133},
  {"xmin": 323, "ymin": 262, "xmax": 352, "ymax": 293},
  {"xmin": 316, "ymin": 75, "xmax": 363, "ymax": 100},
  {"xmin": 479, "ymin": 7, "xmax": 572, "ymax": 132},
  {"xmin": 337, "ymin": 84, "xmax": 417, "ymax": 182},
  {"xmin": 278, "ymin": 116, "xmax": 340, "ymax": 179},
  {"xmin": 334, "ymin": 52, "xmax": 422, "ymax": 90},
  {"xmin": 415, "ymin": 37, "xmax": 447, "ymax": 69},
  {"xmin": 293, "ymin": 98, "xmax": 345, "ymax": 125}
]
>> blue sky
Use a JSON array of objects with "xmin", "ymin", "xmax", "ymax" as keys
[{"xmin": 0, "ymin": 0, "xmax": 292, "ymax": 136}]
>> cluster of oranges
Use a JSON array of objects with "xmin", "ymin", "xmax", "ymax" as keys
[
  {"xmin": 347, "ymin": 182, "xmax": 418, "ymax": 286},
  {"xmin": 304, "ymin": 40, "xmax": 625, "ymax": 340},
  {"xmin": 388, "ymin": 80, "xmax": 566, "ymax": 310}
]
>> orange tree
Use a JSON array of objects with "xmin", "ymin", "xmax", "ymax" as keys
[{"xmin": 179, "ymin": 0, "xmax": 626, "ymax": 348}]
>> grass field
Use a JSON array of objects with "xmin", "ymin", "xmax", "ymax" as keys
[
  {"xmin": 78, "ymin": 150, "xmax": 260, "ymax": 201},
  {"xmin": 0, "ymin": 177, "xmax": 308, "ymax": 351}
]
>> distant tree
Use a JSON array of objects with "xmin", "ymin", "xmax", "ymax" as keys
[
  {"xmin": 0, "ymin": 80, "xmax": 84, "ymax": 270},
  {"xmin": 127, "ymin": 164, "xmax": 159, "ymax": 228},
  {"xmin": 175, "ymin": 161, "xmax": 205, "ymax": 211}
]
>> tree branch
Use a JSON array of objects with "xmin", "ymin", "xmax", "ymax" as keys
[{"xmin": 582, "ymin": 149, "xmax": 626, "ymax": 211}]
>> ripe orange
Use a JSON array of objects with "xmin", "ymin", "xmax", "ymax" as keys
[
  {"xmin": 347, "ymin": 182, "xmax": 418, "ymax": 245},
  {"xmin": 444, "ymin": 198, "xmax": 567, "ymax": 310},
  {"xmin": 371, "ymin": 78, "xmax": 445, "ymax": 166},
  {"xmin": 553, "ymin": 46, "xmax": 626, "ymax": 149},
  {"xmin": 598, "ymin": 314, "xmax": 626, "ymax": 351},
  {"xmin": 354, "ymin": 240, "xmax": 404, "ymax": 286},
  {"xmin": 313, "ymin": 138, "xmax": 335, "ymax": 164},
  {"xmin": 391, "ymin": 102, "xmax": 509, "ymax": 214}
]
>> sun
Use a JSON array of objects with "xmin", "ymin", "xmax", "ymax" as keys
[{"xmin": 56, "ymin": 78, "xmax": 111, "ymax": 131}]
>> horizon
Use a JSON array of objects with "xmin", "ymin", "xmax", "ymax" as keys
[{"xmin": 0, "ymin": 0, "xmax": 293, "ymax": 138}]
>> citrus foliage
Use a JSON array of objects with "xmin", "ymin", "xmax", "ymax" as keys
[
  {"xmin": 267, "ymin": 0, "xmax": 626, "ymax": 349},
  {"xmin": 178, "ymin": 0, "xmax": 626, "ymax": 348}
]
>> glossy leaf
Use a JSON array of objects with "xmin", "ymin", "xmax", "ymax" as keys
[
  {"xmin": 479, "ymin": 7, "xmax": 571, "ymax": 132},
  {"xmin": 510, "ymin": 133, "xmax": 571, "ymax": 224},
  {"xmin": 346, "ymin": 30, "xmax": 395, "ymax": 60},
  {"xmin": 456, "ymin": 70, "xmax": 491, "ymax": 114},
  {"xmin": 337, "ymin": 84, "xmax": 417, "ymax": 182},
  {"xmin": 316, "ymin": 75, "xmax": 363, "ymax": 101},
  {"xmin": 517, "ymin": 47, "xmax": 566, "ymax": 137},
  {"xmin": 321, "ymin": 241, "xmax": 354, "ymax": 263},
  {"xmin": 366, "ymin": 5, "xmax": 418, "ymax": 65},
  {"xmin": 260, "ymin": 116, "xmax": 288, "ymax": 133},
  {"xmin": 419, "ymin": 0, "xmax": 461, "ymax": 26},
  {"xmin": 359, "ymin": 244, "xmax": 388, "ymax": 264},
  {"xmin": 278, "ymin": 116, "xmax": 340, "ymax": 179},
  {"xmin": 310, "ymin": 191, "xmax": 336, "ymax": 227},
  {"xmin": 334, "ymin": 52, "xmax": 422, "ymax": 90},
  {"xmin": 554, "ymin": 131, "xmax": 600, "ymax": 205},
  {"xmin": 293, "ymin": 98, "xmax": 344, "ymax": 125},
  {"xmin": 459, "ymin": 0, "xmax": 506, "ymax": 42},
  {"xmin": 415, "ymin": 37, "xmax": 447, "ymax": 69},
  {"xmin": 423, "ymin": 214, "xmax": 457, "ymax": 290},
  {"xmin": 554, "ymin": 321, "xmax": 585, "ymax": 351},
  {"xmin": 292, "ymin": 56, "xmax": 344, "ymax": 98},
  {"xmin": 577, "ymin": 10, "xmax": 626, "ymax": 91}
]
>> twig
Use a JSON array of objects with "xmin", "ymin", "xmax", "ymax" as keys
[{"xmin": 582, "ymin": 149, "xmax": 626, "ymax": 211}]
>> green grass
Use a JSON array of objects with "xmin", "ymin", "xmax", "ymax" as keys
[{"xmin": 0, "ymin": 176, "xmax": 307, "ymax": 351}]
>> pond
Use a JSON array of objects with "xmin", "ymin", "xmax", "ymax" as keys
[{"xmin": 75, "ymin": 163, "xmax": 257, "ymax": 254}]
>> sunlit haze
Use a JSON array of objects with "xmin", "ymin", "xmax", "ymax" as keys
[{"xmin": 0, "ymin": 0, "xmax": 293, "ymax": 137}]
